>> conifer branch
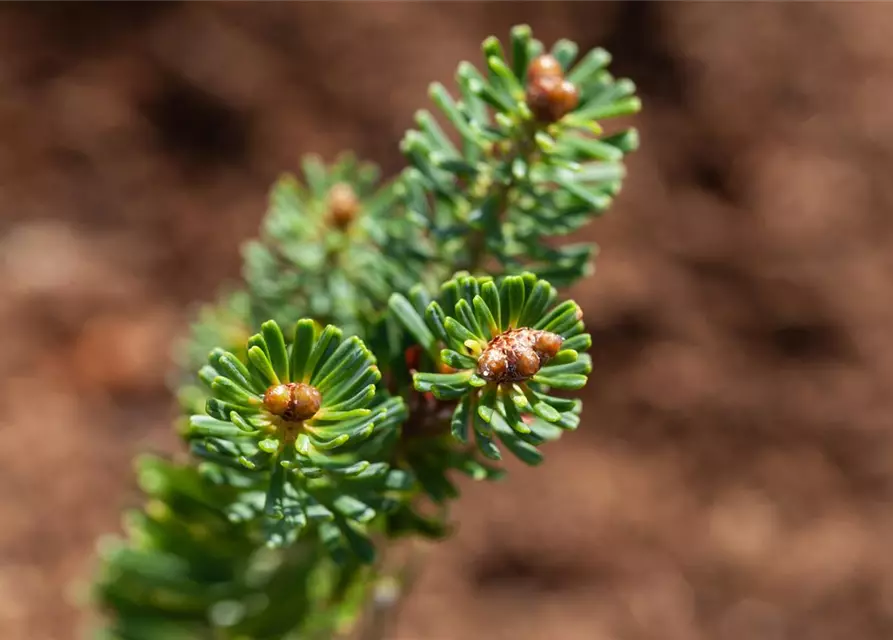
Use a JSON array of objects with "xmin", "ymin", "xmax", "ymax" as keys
[{"xmin": 91, "ymin": 25, "xmax": 641, "ymax": 639}]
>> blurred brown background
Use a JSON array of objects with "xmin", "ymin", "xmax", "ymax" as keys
[{"xmin": 2, "ymin": 3, "xmax": 893, "ymax": 639}]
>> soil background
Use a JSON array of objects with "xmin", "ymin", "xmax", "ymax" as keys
[{"xmin": 2, "ymin": 3, "xmax": 893, "ymax": 640}]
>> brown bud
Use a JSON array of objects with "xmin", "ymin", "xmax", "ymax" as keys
[
  {"xmin": 477, "ymin": 348, "xmax": 507, "ymax": 381},
  {"xmin": 326, "ymin": 182, "xmax": 360, "ymax": 229},
  {"xmin": 263, "ymin": 384, "xmax": 291, "ymax": 416},
  {"xmin": 526, "ymin": 76, "xmax": 579, "ymax": 123},
  {"xmin": 263, "ymin": 382, "xmax": 322, "ymax": 421},
  {"xmin": 554, "ymin": 79, "xmax": 580, "ymax": 116},
  {"xmin": 515, "ymin": 349, "xmax": 541, "ymax": 378},
  {"xmin": 477, "ymin": 328, "xmax": 562, "ymax": 383},
  {"xmin": 527, "ymin": 54, "xmax": 563, "ymax": 83},
  {"xmin": 534, "ymin": 331, "xmax": 563, "ymax": 361}
]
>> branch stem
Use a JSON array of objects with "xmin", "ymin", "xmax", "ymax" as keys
[{"xmin": 463, "ymin": 121, "xmax": 540, "ymax": 273}]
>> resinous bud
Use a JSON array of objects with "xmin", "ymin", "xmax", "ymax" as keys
[
  {"xmin": 534, "ymin": 331, "xmax": 563, "ymax": 360},
  {"xmin": 263, "ymin": 382, "xmax": 322, "ymax": 421},
  {"xmin": 526, "ymin": 54, "xmax": 563, "ymax": 82},
  {"xmin": 327, "ymin": 182, "xmax": 360, "ymax": 229},
  {"xmin": 514, "ymin": 349, "xmax": 541, "ymax": 378},
  {"xmin": 476, "ymin": 328, "xmax": 564, "ymax": 383},
  {"xmin": 526, "ymin": 75, "xmax": 579, "ymax": 123},
  {"xmin": 477, "ymin": 348, "xmax": 508, "ymax": 381}
]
